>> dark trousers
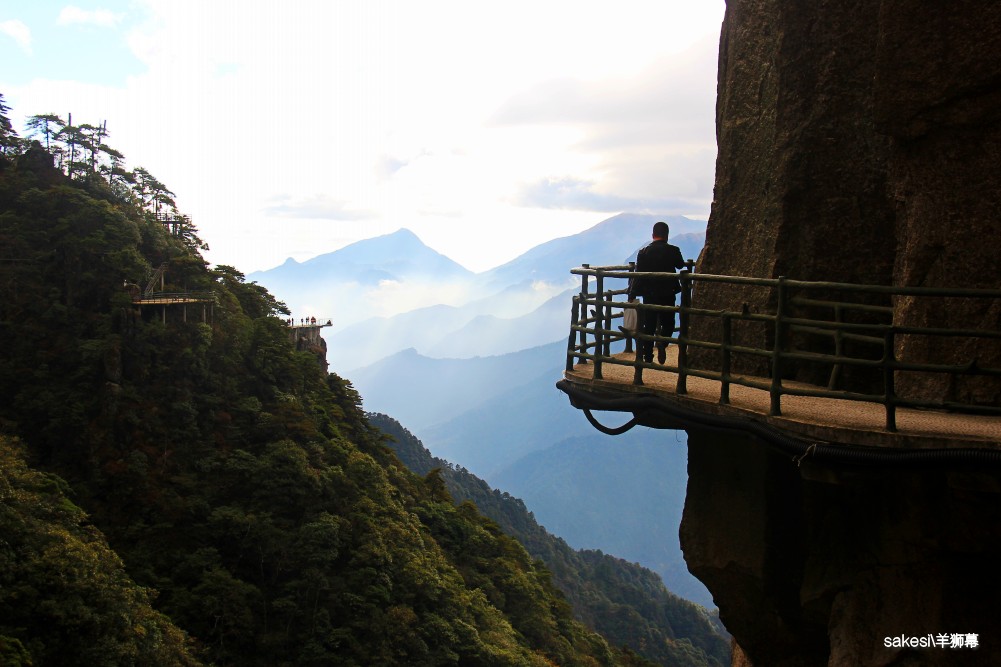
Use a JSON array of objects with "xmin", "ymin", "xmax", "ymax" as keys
[{"xmin": 640, "ymin": 296, "xmax": 676, "ymax": 361}]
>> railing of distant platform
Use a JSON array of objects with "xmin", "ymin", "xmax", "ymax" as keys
[
  {"xmin": 565, "ymin": 265, "xmax": 1001, "ymax": 432},
  {"xmin": 134, "ymin": 291, "xmax": 217, "ymax": 303}
]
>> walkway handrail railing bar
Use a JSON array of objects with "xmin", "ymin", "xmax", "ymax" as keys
[
  {"xmin": 565, "ymin": 264, "xmax": 1001, "ymax": 432},
  {"xmin": 791, "ymin": 325, "xmax": 885, "ymax": 344},
  {"xmin": 571, "ymin": 266, "xmax": 1001, "ymax": 300},
  {"xmin": 790, "ymin": 296, "xmax": 894, "ymax": 315},
  {"xmin": 137, "ymin": 290, "xmax": 217, "ymax": 301}
]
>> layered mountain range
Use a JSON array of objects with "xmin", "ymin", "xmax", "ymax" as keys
[
  {"xmin": 249, "ymin": 213, "xmax": 706, "ymax": 371},
  {"xmin": 250, "ymin": 213, "xmax": 714, "ymax": 607}
]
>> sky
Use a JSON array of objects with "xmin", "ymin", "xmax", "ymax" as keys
[{"xmin": 2, "ymin": 1, "xmax": 725, "ymax": 274}]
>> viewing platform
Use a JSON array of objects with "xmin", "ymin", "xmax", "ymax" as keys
[
  {"xmin": 558, "ymin": 264, "xmax": 1001, "ymax": 463},
  {"xmin": 133, "ymin": 292, "xmax": 215, "ymax": 306},
  {"xmin": 128, "ymin": 262, "xmax": 215, "ymax": 323},
  {"xmin": 131, "ymin": 291, "xmax": 216, "ymax": 323},
  {"xmin": 287, "ymin": 318, "xmax": 332, "ymax": 348}
]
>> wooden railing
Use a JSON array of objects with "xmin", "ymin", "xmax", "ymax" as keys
[{"xmin": 565, "ymin": 264, "xmax": 1001, "ymax": 432}]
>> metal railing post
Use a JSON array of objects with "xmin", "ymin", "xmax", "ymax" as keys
[
  {"xmin": 770, "ymin": 276, "xmax": 787, "ymax": 416},
  {"xmin": 720, "ymin": 313, "xmax": 732, "ymax": 404},
  {"xmin": 883, "ymin": 327, "xmax": 897, "ymax": 432},
  {"xmin": 579, "ymin": 265, "xmax": 590, "ymax": 365},
  {"xmin": 624, "ymin": 261, "xmax": 635, "ymax": 354},
  {"xmin": 633, "ymin": 302, "xmax": 645, "ymax": 385},
  {"xmin": 828, "ymin": 303, "xmax": 844, "ymax": 390},
  {"xmin": 601, "ymin": 273, "xmax": 612, "ymax": 358},
  {"xmin": 594, "ymin": 270, "xmax": 604, "ymax": 379},
  {"xmin": 677, "ymin": 270, "xmax": 692, "ymax": 395},
  {"xmin": 566, "ymin": 295, "xmax": 580, "ymax": 372}
]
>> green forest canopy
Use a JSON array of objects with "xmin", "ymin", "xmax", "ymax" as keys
[{"xmin": 0, "ymin": 94, "xmax": 726, "ymax": 667}]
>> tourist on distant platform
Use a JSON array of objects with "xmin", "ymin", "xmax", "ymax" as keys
[
  {"xmin": 627, "ymin": 221, "xmax": 686, "ymax": 364},
  {"xmin": 310, "ymin": 316, "xmax": 316, "ymax": 325}
]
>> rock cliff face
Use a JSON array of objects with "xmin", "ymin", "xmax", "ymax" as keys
[
  {"xmin": 691, "ymin": 0, "xmax": 1001, "ymax": 401},
  {"xmin": 874, "ymin": 1, "xmax": 1001, "ymax": 404},
  {"xmin": 680, "ymin": 2, "xmax": 1001, "ymax": 665},
  {"xmin": 682, "ymin": 430, "xmax": 1000, "ymax": 667}
]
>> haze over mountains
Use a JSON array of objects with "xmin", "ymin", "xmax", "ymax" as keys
[
  {"xmin": 249, "ymin": 212, "xmax": 714, "ymax": 607},
  {"xmin": 250, "ymin": 213, "xmax": 706, "ymax": 370}
]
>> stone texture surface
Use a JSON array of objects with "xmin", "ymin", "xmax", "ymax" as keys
[
  {"xmin": 691, "ymin": 0, "xmax": 1001, "ymax": 401},
  {"xmin": 875, "ymin": 1, "xmax": 1001, "ymax": 404},
  {"xmin": 693, "ymin": 0, "xmax": 896, "ymax": 388},
  {"xmin": 681, "ymin": 2, "xmax": 1001, "ymax": 665},
  {"xmin": 681, "ymin": 429, "xmax": 1001, "ymax": 666}
]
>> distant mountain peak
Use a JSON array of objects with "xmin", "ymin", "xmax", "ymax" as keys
[
  {"xmin": 250, "ymin": 226, "xmax": 473, "ymax": 285},
  {"xmin": 387, "ymin": 227, "xmax": 419, "ymax": 239}
]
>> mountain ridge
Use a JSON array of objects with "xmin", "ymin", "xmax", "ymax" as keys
[{"xmin": 369, "ymin": 413, "xmax": 729, "ymax": 667}]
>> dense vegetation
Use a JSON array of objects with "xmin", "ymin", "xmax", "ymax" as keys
[
  {"xmin": 370, "ymin": 415, "xmax": 729, "ymax": 667},
  {"xmin": 0, "ymin": 437, "xmax": 200, "ymax": 665},
  {"xmin": 0, "ymin": 96, "xmax": 665, "ymax": 666}
]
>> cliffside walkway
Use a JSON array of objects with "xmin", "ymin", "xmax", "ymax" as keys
[
  {"xmin": 559, "ymin": 264, "xmax": 1001, "ymax": 455},
  {"xmin": 287, "ymin": 319, "xmax": 332, "ymax": 348}
]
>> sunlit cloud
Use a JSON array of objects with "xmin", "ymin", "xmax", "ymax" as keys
[
  {"xmin": 57, "ymin": 6, "xmax": 124, "ymax": 28},
  {"xmin": 1, "ymin": 20, "xmax": 32, "ymax": 54},
  {"xmin": 513, "ymin": 176, "xmax": 701, "ymax": 214},
  {"xmin": 4, "ymin": 0, "xmax": 725, "ymax": 273},
  {"xmin": 263, "ymin": 194, "xmax": 378, "ymax": 221},
  {"xmin": 490, "ymin": 35, "xmax": 719, "ymax": 218},
  {"xmin": 375, "ymin": 154, "xmax": 411, "ymax": 180}
]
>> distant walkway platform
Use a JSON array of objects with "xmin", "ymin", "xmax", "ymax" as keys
[
  {"xmin": 289, "ymin": 320, "xmax": 332, "ymax": 329},
  {"xmin": 562, "ymin": 347, "xmax": 1001, "ymax": 451},
  {"xmin": 133, "ymin": 296, "xmax": 214, "ymax": 305},
  {"xmin": 132, "ymin": 291, "xmax": 216, "ymax": 324}
]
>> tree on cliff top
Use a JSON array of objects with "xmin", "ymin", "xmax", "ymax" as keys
[{"xmin": 0, "ymin": 94, "xmax": 18, "ymax": 156}]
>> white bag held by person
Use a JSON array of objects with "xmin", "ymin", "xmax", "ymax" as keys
[{"xmin": 621, "ymin": 301, "xmax": 639, "ymax": 333}]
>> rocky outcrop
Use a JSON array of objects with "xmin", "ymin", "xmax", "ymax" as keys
[
  {"xmin": 692, "ymin": 0, "xmax": 896, "ymax": 389},
  {"xmin": 680, "ymin": 2, "xmax": 1001, "ymax": 665},
  {"xmin": 875, "ymin": 1, "xmax": 1001, "ymax": 404},
  {"xmin": 691, "ymin": 0, "xmax": 1001, "ymax": 401},
  {"xmin": 681, "ymin": 430, "xmax": 1000, "ymax": 667},
  {"xmin": 291, "ymin": 325, "xmax": 329, "ymax": 371}
]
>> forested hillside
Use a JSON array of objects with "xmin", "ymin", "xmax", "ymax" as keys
[
  {"xmin": 0, "ymin": 98, "xmax": 659, "ymax": 666},
  {"xmin": 370, "ymin": 414, "xmax": 729, "ymax": 667}
]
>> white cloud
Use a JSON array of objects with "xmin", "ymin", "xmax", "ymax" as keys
[
  {"xmin": 491, "ymin": 36, "xmax": 720, "ymax": 214},
  {"xmin": 1, "ymin": 19, "xmax": 32, "ymax": 54},
  {"xmin": 513, "ymin": 176, "xmax": 702, "ymax": 214},
  {"xmin": 57, "ymin": 6, "xmax": 124, "ymax": 28},
  {"xmin": 5, "ymin": 0, "xmax": 725, "ymax": 274},
  {"xmin": 264, "ymin": 194, "xmax": 378, "ymax": 221}
]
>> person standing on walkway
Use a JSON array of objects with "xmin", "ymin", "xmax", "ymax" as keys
[{"xmin": 628, "ymin": 221, "xmax": 687, "ymax": 364}]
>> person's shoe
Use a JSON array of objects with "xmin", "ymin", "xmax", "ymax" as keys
[{"xmin": 657, "ymin": 346, "xmax": 667, "ymax": 364}]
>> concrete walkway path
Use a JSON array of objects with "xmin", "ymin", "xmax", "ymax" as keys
[{"xmin": 564, "ymin": 347, "xmax": 1001, "ymax": 450}]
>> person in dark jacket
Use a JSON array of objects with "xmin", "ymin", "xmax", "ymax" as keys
[{"xmin": 627, "ymin": 221, "xmax": 687, "ymax": 363}]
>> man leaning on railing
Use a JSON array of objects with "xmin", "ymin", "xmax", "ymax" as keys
[{"xmin": 627, "ymin": 221, "xmax": 687, "ymax": 364}]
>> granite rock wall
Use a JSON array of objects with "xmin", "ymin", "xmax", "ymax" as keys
[
  {"xmin": 681, "ymin": 429, "xmax": 1000, "ymax": 666},
  {"xmin": 692, "ymin": 0, "xmax": 1001, "ymax": 400},
  {"xmin": 680, "ymin": 2, "xmax": 1001, "ymax": 665}
]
